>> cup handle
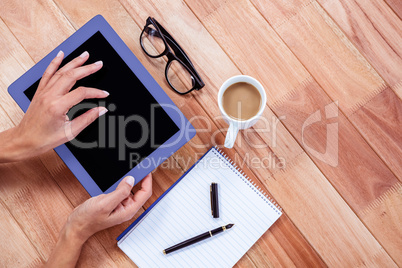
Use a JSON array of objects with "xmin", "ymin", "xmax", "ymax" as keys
[{"xmin": 224, "ymin": 122, "xmax": 239, "ymax": 148}]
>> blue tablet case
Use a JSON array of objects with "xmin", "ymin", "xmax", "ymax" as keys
[{"xmin": 7, "ymin": 15, "xmax": 196, "ymax": 196}]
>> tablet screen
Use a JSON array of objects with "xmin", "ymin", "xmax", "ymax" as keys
[{"xmin": 24, "ymin": 31, "xmax": 180, "ymax": 191}]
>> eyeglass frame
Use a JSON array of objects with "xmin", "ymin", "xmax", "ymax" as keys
[{"xmin": 140, "ymin": 17, "xmax": 205, "ymax": 95}]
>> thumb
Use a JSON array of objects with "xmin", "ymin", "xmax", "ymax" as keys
[{"xmin": 104, "ymin": 176, "xmax": 135, "ymax": 210}]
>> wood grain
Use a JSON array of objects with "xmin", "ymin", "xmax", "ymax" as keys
[
  {"xmin": 0, "ymin": 200, "xmax": 42, "ymax": 267},
  {"xmin": 103, "ymin": 2, "xmax": 326, "ymax": 263},
  {"xmin": 359, "ymin": 182, "xmax": 402, "ymax": 265},
  {"xmin": 0, "ymin": 152, "xmax": 117, "ymax": 267},
  {"xmin": 183, "ymin": 0, "xmax": 398, "ymax": 265},
  {"xmin": 252, "ymin": 0, "xmax": 402, "ymax": 178},
  {"xmin": 255, "ymin": 0, "xmax": 385, "ymax": 115},
  {"xmin": 272, "ymin": 78, "xmax": 398, "ymax": 211},
  {"xmin": 250, "ymin": 1, "xmax": 402, "ymax": 181},
  {"xmin": 271, "ymin": 153, "xmax": 396, "ymax": 267},
  {"xmin": 317, "ymin": 0, "xmax": 402, "ymax": 94},
  {"xmin": 349, "ymin": 88, "xmax": 402, "ymax": 177},
  {"xmin": 0, "ymin": 0, "xmax": 75, "ymax": 62},
  {"xmin": 384, "ymin": 0, "xmax": 402, "ymax": 19},
  {"xmin": 0, "ymin": 17, "xmax": 32, "ymax": 125},
  {"xmin": 272, "ymin": 78, "xmax": 401, "ymax": 265},
  {"xmin": 248, "ymin": 1, "xmax": 402, "ymax": 263},
  {"xmin": 0, "ymin": 0, "xmax": 400, "ymax": 266}
]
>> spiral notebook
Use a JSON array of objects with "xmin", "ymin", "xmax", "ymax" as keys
[{"xmin": 117, "ymin": 147, "xmax": 282, "ymax": 268}]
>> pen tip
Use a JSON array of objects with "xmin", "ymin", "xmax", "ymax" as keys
[{"xmin": 226, "ymin": 223, "xmax": 234, "ymax": 229}]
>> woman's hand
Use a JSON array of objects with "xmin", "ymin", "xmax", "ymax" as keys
[
  {"xmin": 46, "ymin": 174, "xmax": 153, "ymax": 267},
  {"xmin": 0, "ymin": 50, "xmax": 108, "ymax": 162},
  {"xmin": 67, "ymin": 174, "xmax": 153, "ymax": 241}
]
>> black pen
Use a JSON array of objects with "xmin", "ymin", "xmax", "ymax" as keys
[{"xmin": 163, "ymin": 223, "xmax": 234, "ymax": 255}]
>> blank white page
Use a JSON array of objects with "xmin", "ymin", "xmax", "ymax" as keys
[{"xmin": 118, "ymin": 148, "xmax": 282, "ymax": 268}]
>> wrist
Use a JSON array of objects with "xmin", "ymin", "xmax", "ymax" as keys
[
  {"xmin": 46, "ymin": 218, "xmax": 88, "ymax": 267},
  {"xmin": 60, "ymin": 221, "xmax": 88, "ymax": 248},
  {"xmin": 63, "ymin": 212, "xmax": 95, "ymax": 245},
  {"xmin": 0, "ymin": 127, "xmax": 30, "ymax": 163}
]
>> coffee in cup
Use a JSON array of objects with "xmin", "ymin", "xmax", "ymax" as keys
[
  {"xmin": 222, "ymin": 82, "xmax": 262, "ymax": 121},
  {"xmin": 218, "ymin": 75, "xmax": 266, "ymax": 148}
]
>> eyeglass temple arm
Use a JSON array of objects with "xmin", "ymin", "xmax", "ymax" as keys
[
  {"xmin": 145, "ymin": 19, "xmax": 205, "ymax": 87},
  {"xmin": 144, "ymin": 25, "xmax": 202, "ymax": 78},
  {"xmin": 143, "ymin": 26, "xmax": 192, "ymax": 65},
  {"xmin": 152, "ymin": 21, "xmax": 195, "ymax": 65}
]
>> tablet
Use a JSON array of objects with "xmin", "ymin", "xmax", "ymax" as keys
[{"xmin": 8, "ymin": 15, "xmax": 196, "ymax": 196}]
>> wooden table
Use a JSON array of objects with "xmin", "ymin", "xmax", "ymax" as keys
[{"xmin": 0, "ymin": 0, "xmax": 401, "ymax": 267}]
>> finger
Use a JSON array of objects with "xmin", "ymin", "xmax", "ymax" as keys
[
  {"xmin": 111, "ymin": 174, "xmax": 153, "ymax": 223},
  {"xmin": 55, "ymin": 51, "xmax": 89, "ymax": 76},
  {"xmin": 61, "ymin": 87, "xmax": 109, "ymax": 110},
  {"xmin": 45, "ymin": 51, "xmax": 90, "ymax": 89},
  {"xmin": 38, "ymin": 50, "xmax": 64, "ymax": 90},
  {"xmin": 103, "ymin": 176, "xmax": 135, "ymax": 211},
  {"xmin": 65, "ymin": 106, "xmax": 107, "ymax": 140},
  {"xmin": 53, "ymin": 61, "xmax": 103, "ymax": 94},
  {"xmin": 121, "ymin": 193, "xmax": 133, "ymax": 207},
  {"xmin": 132, "ymin": 173, "xmax": 152, "ymax": 203}
]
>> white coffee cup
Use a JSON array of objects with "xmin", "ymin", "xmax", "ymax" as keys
[{"xmin": 218, "ymin": 75, "xmax": 266, "ymax": 148}]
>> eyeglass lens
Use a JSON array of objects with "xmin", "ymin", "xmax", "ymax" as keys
[
  {"xmin": 141, "ymin": 24, "xmax": 166, "ymax": 57},
  {"xmin": 166, "ymin": 60, "xmax": 195, "ymax": 93},
  {"xmin": 141, "ymin": 23, "xmax": 195, "ymax": 93}
]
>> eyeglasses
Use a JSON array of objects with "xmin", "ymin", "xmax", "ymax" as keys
[{"xmin": 140, "ymin": 17, "xmax": 205, "ymax": 95}]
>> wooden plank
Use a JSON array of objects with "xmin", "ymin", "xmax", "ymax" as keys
[
  {"xmin": 349, "ymin": 88, "xmax": 402, "ymax": 178},
  {"xmin": 393, "ymin": 82, "xmax": 402, "ymax": 100},
  {"xmin": 271, "ymin": 153, "xmax": 396, "ymax": 267},
  {"xmin": 190, "ymin": 0, "xmax": 397, "ymax": 207},
  {"xmin": 317, "ymin": 0, "xmax": 402, "ymax": 95},
  {"xmin": 183, "ymin": 0, "xmax": 398, "ymax": 265},
  {"xmin": 255, "ymin": 0, "xmax": 386, "ymax": 115},
  {"xmin": 248, "ymin": 1, "xmax": 402, "ymax": 263},
  {"xmin": 271, "ymin": 78, "xmax": 399, "ymax": 208},
  {"xmin": 0, "ymin": 17, "xmax": 33, "ymax": 125},
  {"xmin": 0, "ymin": 198, "xmax": 43, "ymax": 267},
  {"xmin": 384, "ymin": 0, "xmax": 402, "ymax": 19},
  {"xmin": 238, "ymin": 0, "xmax": 312, "ymax": 29},
  {"xmin": 349, "ymin": 88, "xmax": 402, "ymax": 265},
  {"xmin": 0, "ymin": 0, "xmax": 75, "ymax": 62},
  {"xmin": 359, "ymin": 182, "xmax": 402, "ymax": 266},
  {"xmin": 272, "ymin": 78, "xmax": 401, "ymax": 265}
]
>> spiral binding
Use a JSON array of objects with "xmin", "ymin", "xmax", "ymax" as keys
[{"xmin": 213, "ymin": 146, "xmax": 282, "ymax": 214}]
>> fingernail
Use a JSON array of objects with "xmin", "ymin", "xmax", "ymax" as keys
[
  {"xmin": 80, "ymin": 51, "xmax": 89, "ymax": 58},
  {"xmin": 102, "ymin": 90, "xmax": 110, "ymax": 96},
  {"xmin": 57, "ymin": 50, "xmax": 63, "ymax": 57},
  {"xmin": 126, "ymin": 176, "xmax": 135, "ymax": 187},
  {"xmin": 98, "ymin": 107, "xmax": 108, "ymax": 117},
  {"xmin": 94, "ymin": 60, "xmax": 103, "ymax": 66}
]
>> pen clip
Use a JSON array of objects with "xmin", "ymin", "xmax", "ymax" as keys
[{"xmin": 210, "ymin": 184, "xmax": 213, "ymax": 216}]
